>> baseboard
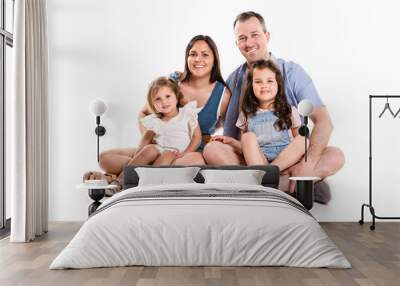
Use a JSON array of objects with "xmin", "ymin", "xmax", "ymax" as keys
[{"xmin": 0, "ymin": 218, "xmax": 11, "ymax": 239}]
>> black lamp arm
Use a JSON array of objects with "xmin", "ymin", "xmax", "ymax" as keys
[
  {"xmin": 299, "ymin": 116, "xmax": 310, "ymax": 162},
  {"xmin": 94, "ymin": 116, "xmax": 106, "ymax": 162},
  {"xmin": 94, "ymin": 115, "xmax": 106, "ymax": 136}
]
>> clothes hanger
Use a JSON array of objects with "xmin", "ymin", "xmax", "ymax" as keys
[
  {"xmin": 378, "ymin": 97, "xmax": 395, "ymax": 118},
  {"xmin": 393, "ymin": 106, "xmax": 400, "ymax": 118}
]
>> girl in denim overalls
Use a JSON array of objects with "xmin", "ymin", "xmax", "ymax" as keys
[{"xmin": 235, "ymin": 60, "xmax": 305, "ymax": 172}]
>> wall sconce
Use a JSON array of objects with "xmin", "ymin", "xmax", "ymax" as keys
[
  {"xmin": 89, "ymin": 98, "xmax": 107, "ymax": 162},
  {"xmin": 289, "ymin": 99, "xmax": 320, "ymax": 210},
  {"xmin": 298, "ymin": 99, "xmax": 314, "ymax": 162}
]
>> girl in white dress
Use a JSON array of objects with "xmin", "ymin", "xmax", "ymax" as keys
[{"xmin": 132, "ymin": 76, "xmax": 201, "ymax": 165}]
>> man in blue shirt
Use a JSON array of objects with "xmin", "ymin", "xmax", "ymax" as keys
[{"xmin": 203, "ymin": 11, "xmax": 345, "ymax": 199}]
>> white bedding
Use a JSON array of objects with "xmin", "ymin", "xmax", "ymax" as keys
[{"xmin": 50, "ymin": 183, "xmax": 350, "ymax": 269}]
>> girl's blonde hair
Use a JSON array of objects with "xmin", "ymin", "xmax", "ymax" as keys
[{"xmin": 147, "ymin": 76, "xmax": 184, "ymax": 117}]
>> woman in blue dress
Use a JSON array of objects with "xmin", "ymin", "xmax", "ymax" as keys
[
  {"xmin": 164, "ymin": 35, "xmax": 231, "ymax": 164},
  {"xmin": 88, "ymin": 35, "xmax": 231, "ymax": 186}
]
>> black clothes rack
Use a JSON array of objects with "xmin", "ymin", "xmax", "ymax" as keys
[{"xmin": 359, "ymin": 95, "xmax": 400, "ymax": 230}]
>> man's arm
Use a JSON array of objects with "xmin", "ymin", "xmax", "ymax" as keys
[
  {"xmin": 308, "ymin": 106, "xmax": 333, "ymax": 162},
  {"xmin": 285, "ymin": 107, "xmax": 333, "ymax": 192},
  {"xmin": 290, "ymin": 63, "xmax": 331, "ymax": 162}
]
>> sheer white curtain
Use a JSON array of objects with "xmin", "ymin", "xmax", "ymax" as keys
[{"xmin": 10, "ymin": 0, "xmax": 48, "ymax": 242}]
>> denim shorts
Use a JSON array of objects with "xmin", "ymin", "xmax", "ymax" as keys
[
  {"xmin": 248, "ymin": 110, "xmax": 291, "ymax": 162},
  {"xmin": 261, "ymin": 145, "xmax": 287, "ymax": 162}
]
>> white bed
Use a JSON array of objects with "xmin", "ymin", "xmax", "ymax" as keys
[{"xmin": 50, "ymin": 182, "xmax": 350, "ymax": 269}]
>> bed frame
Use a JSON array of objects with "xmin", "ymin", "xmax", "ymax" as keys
[{"xmin": 123, "ymin": 165, "xmax": 280, "ymax": 189}]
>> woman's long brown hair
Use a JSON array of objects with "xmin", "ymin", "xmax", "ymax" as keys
[
  {"xmin": 181, "ymin": 35, "xmax": 228, "ymax": 89},
  {"xmin": 240, "ymin": 59, "xmax": 292, "ymax": 131}
]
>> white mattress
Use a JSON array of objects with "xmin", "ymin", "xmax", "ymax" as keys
[{"xmin": 50, "ymin": 183, "xmax": 350, "ymax": 269}]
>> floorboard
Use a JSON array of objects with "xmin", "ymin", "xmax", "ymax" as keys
[{"xmin": 0, "ymin": 222, "xmax": 399, "ymax": 286}]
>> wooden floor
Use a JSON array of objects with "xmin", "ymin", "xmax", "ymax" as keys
[{"xmin": 0, "ymin": 222, "xmax": 399, "ymax": 286}]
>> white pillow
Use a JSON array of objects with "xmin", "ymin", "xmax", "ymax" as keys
[
  {"xmin": 200, "ymin": 169, "xmax": 266, "ymax": 185},
  {"xmin": 135, "ymin": 167, "xmax": 200, "ymax": 186}
]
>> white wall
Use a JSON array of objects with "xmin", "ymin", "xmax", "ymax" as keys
[{"xmin": 47, "ymin": 0, "xmax": 400, "ymax": 221}]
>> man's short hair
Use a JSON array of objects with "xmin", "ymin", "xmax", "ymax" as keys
[{"xmin": 233, "ymin": 11, "xmax": 267, "ymax": 32}]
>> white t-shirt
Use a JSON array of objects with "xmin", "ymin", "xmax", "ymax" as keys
[
  {"xmin": 236, "ymin": 106, "xmax": 301, "ymax": 133},
  {"xmin": 141, "ymin": 101, "xmax": 198, "ymax": 152}
]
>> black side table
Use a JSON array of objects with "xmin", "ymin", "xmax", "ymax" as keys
[
  {"xmin": 77, "ymin": 184, "xmax": 118, "ymax": 216},
  {"xmin": 289, "ymin": 177, "xmax": 321, "ymax": 210},
  {"xmin": 87, "ymin": 188, "xmax": 105, "ymax": 215}
]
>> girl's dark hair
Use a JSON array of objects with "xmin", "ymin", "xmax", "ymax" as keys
[
  {"xmin": 181, "ymin": 35, "xmax": 228, "ymax": 88},
  {"xmin": 241, "ymin": 59, "xmax": 292, "ymax": 131},
  {"xmin": 147, "ymin": 76, "xmax": 184, "ymax": 118}
]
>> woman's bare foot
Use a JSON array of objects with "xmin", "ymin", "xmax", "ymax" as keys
[{"xmin": 82, "ymin": 171, "xmax": 115, "ymax": 183}]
